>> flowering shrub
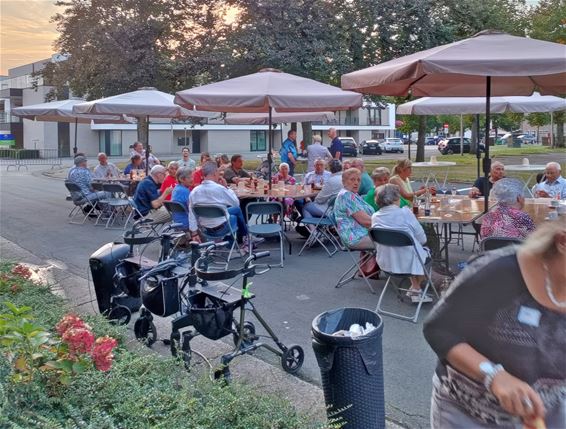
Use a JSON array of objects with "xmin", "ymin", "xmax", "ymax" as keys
[{"xmin": 91, "ymin": 336, "xmax": 118, "ymax": 371}]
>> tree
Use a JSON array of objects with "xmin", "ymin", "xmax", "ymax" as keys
[{"xmin": 526, "ymin": 112, "xmax": 551, "ymax": 144}]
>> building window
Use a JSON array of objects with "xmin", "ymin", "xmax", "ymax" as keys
[
  {"xmin": 250, "ymin": 130, "xmax": 266, "ymax": 152},
  {"xmin": 99, "ymin": 130, "xmax": 122, "ymax": 156}
]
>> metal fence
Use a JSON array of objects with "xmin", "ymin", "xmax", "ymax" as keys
[{"xmin": 0, "ymin": 148, "xmax": 62, "ymax": 171}]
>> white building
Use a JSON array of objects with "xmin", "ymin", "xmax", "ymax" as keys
[{"xmin": 1, "ymin": 57, "xmax": 397, "ymax": 158}]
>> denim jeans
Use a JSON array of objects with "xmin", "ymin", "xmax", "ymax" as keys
[{"xmin": 203, "ymin": 206, "xmax": 248, "ymax": 243}]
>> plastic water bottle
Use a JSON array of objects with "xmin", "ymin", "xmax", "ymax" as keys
[
  {"xmin": 424, "ymin": 191, "xmax": 431, "ymax": 216},
  {"xmin": 451, "ymin": 186, "xmax": 457, "ymax": 196}
]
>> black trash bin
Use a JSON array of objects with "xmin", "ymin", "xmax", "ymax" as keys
[{"xmin": 312, "ymin": 307, "xmax": 384, "ymax": 429}]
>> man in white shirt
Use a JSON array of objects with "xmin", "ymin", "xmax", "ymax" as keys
[
  {"xmin": 303, "ymin": 159, "xmax": 331, "ymax": 188},
  {"xmin": 93, "ymin": 153, "xmax": 120, "ymax": 179},
  {"xmin": 533, "ymin": 162, "xmax": 566, "ymax": 199},
  {"xmin": 189, "ymin": 161, "xmax": 252, "ymax": 248},
  {"xmin": 306, "ymin": 135, "xmax": 332, "ymax": 172}
]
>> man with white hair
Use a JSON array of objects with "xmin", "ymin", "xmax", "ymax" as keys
[
  {"xmin": 133, "ymin": 165, "xmax": 172, "ymax": 223},
  {"xmin": 306, "ymin": 134, "xmax": 332, "ymax": 172},
  {"xmin": 303, "ymin": 158, "xmax": 331, "ymax": 187},
  {"xmin": 68, "ymin": 155, "xmax": 108, "ymax": 203},
  {"xmin": 469, "ymin": 161, "xmax": 505, "ymax": 198},
  {"xmin": 533, "ymin": 161, "xmax": 566, "ymax": 199},
  {"xmin": 327, "ymin": 127, "xmax": 344, "ymax": 160},
  {"xmin": 93, "ymin": 152, "xmax": 120, "ymax": 179}
]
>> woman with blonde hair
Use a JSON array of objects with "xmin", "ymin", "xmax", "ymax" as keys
[
  {"xmin": 424, "ymin": 220, "xmax": 566, "ymax": 428},
  {"xmin": 389, "ymin": 159, "xmax": 430, "ymax": 205}
]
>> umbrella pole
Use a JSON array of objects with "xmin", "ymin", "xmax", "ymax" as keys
[
  {"xmin": 483, "ymin": 77, "xmax": 491, "ymax": 213},
  {"xmin": 550, "ymin": 112, "xmax": 554, "ymax": 148},
  {"xmin": 268, "ymin": 107, "xmax": 273, "ymax": 189},
  {"xmin": 145, "ymin": 115, "xmax": 150, "ymax": 175},
  {"xmin": 73, "ymin": 118, "xmax": 78, "ymax": 156},
  {"xmin": 476, "ymin": 114, "xmax": 481, "ymax": 179}
]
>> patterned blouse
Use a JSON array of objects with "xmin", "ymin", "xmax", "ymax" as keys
[
  {"xmin": 334, "ymin": 189, "xmax": 374, "ymax": 245},
  {"xmin": 480, "ymin": 205, "xmax": 535, "ymax": 239},
  {"xmin": 274, "ymin": 173, "xmax": 296, "ymax": 185}
]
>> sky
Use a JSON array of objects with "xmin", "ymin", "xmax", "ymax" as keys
[{"xmin": 0, "ymin": 0, "xmax": 63, "ymax": 75}]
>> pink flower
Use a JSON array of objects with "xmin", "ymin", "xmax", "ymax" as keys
[
  {"xmin": 91, "ymin": 336, "xmax": 118, "ymax": 371},
  {"xmin": 11, "ymin": 264, "xmax": 32, "ymax": 279},
  {"xmin": 62, "ymin": 327, "xmax": 95, "ymax": 356},
  {"xmin": 55, "ymin": 314, "xmax": 87, "ymax": 337}
]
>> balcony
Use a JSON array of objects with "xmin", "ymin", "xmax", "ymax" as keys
[{"xmin": 0, "ymin": 112, "xmax": 22, "ymax": 124}]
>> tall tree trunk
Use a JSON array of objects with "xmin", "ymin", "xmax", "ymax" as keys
[
  {"xmin": 416, "ymin": 115, "xmax": 426, "ymax": 162},
  {"xmin": 137, "ymin": 116, "xmax": 149, "ymax": 147},
  {"xmin": 301, "ymin": 121, "xmax": 312, "ymax": 151},
  {"xmin": 557, "ymin": 118, "xmax": 565, "ymax": 148}
]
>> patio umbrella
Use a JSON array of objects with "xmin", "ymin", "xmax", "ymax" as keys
[
  {"xmin": 73, "ymin": 87, "xmax": 216, "ymax": 173},
  {"xmin": 342, "ymin": 30, "xmax": 566, "ymax": 210},
  {"xmin": 12, "ymin": 99, "xmax": 127, "ymax": 156},
  {"xmin": 223, "ymin": 110, "xmax": 336, "ymax": 125},
  {"xmin": 174, "ymin": 68, "xmax": 362, "ymax": 184}
]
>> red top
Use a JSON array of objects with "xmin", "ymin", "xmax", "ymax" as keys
[
  {"xmin": 192, "ymin": 168, "xmax": 204, "ymax": 189},
  {"xmin": 160, "ymin": 175, "xmax": 177, "ymax": 200}
]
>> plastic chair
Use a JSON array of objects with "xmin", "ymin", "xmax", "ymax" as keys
[
  {"xmin": 369, "ymin": 227, "xmax": 439, "ymax": 323},
  {"xmin": 480, "ymin": 236, "xmax": 523, "ymax": 252},
  {"xmin": 298, "ymin": 197, "xmax": 342, "ymax": 257},
  {"xmin": 163, "ymin": 200, "xmax": 189, "ymax": 225},
  {"xmin": 192, "ymin": 204, "xmax": 241, "ymax": 266},
  {"xmin": 246, "ymin": 201, "xmax": 291, "ymax": 267},
  {"xmin": 64, "ymin": 181, "xmax": 96, "ymax": 224},
  {"xmin": 102, "ymin": 183, "xmax": 131, "ymax": 229}
]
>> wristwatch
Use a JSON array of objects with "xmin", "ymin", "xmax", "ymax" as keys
[{"xmin": 479, "ymin": 361, "xmax": 504, "ymax": 392}]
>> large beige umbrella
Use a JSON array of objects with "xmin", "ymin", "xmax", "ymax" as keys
[
  {"xmin": 342, "ymin": 30, "xmax": 566, "ymax": 209},
  {"xmin": 223, "ymin": 110, "xmax": 336, "ymax": 125},
  {"xmin": 174, "ymin": 68, "xmax": 362, "ymax": 183}
]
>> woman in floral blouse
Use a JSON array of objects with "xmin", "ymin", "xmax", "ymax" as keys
[
  {"xmin": 334, "ymin": 168, "xmax": 374, "ymax": 249},
  {"xmin": 481, "ymin": 178, "xmax": 536, "ymax": 240}
]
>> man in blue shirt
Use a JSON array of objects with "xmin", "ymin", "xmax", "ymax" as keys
[
  {"xmin": 171, "ymin": 167, "xmax": 197, "ymax": 232},
  {"xmin": 133, "ymin": 165, "xmax": 172, "ymax": 224},
  {"xmin": 533, "ymin": 162, "xmax": 566, "ymax": 199},
  {"xmin": 279, "ymin": 130, "xmax": 298, "ymax": 175},
  {"xmin": 328, "ymin": 127, "xmax": 343, "ymax": 160}
]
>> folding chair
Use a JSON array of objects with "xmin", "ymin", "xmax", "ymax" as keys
[
  {"xmin": 369, "ymin": 227, "xmax": 440, "ymax": 323},
  {"xmin": 102, "ymin": 183, "xmax": 131, "ymax": 229},
  {"xmin": 246, "ymin": 201, "xmax": 291, "ymax": 267},
  {"xmin": 163, "ymin": 200, "xmax": 189, "ymax": 225},
  {"xmin": 298, "ymin": 197, "xmax": 342, "ymax": 257},
  {"xmin": 334, "ymin": 235, "xmax": 377, "ymax": 294},
  {"xmin": 480, "ymin": 236, "xmax": 523, "ymax": 251},
  {"xmin": 64, "ymin": 181, "xmax": 96, "ymax": 225},
  {"xmin": 192, "ymin": 204, "xmax": 242, "ymax": 266}
]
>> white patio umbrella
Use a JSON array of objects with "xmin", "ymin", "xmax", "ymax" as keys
[
  {"xmin": 174, "ymin": 68, "xmax": 362, "ymax": 184},
  {"xmin": 73, "ymin": 87, "xmax": 217, "ymax": 172},
  {"xmin": 12, "ymin": 99, "xmax": 127, "ymax": 156},
  {"xmin": 223, "ymin": 110, "xmax": 336, "ymax": 125},
  {"xmin": 342, "ymin": 30, "xmax": 566, "ymax": 210}
]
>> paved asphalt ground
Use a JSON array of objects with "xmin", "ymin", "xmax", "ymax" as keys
[{"xmin": 0, "ymin": 146, "xmax": 506, "ymax": 428}]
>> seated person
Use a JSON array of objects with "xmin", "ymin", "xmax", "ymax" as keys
[
  {"xmin": 123, "ymin": 154, "xmax": 144, "ymax": 175},
  {"xmin": 160, "ymin": 161, "xmax": 179, "ymax": 201},
  {"xmin": 334, "ymin": 168, "xmax": 375, "ymax": 250},
  {"xmin": 274, "ymin": 162, "xmax": 296, "ymax": 185},
  {"xmin": 68, "ymin": 155, "xmax": 108, "ymax": 203},
  {"xmin": 223, "ymin": 154, "xmax": 251, "ymax": 185},
  {"xmin": 532, "ymin": 161, "xmax": 566, "ymax": 199},
  {"xmin": 365, "ymin": 167, "xmax": 411, "ymax": 211},
  {"xmin": 133, "ymin": 165, "xmax": 172, "ymax": 224},
  {"xmin": 191, "ymin": 152, "xmax": 212, "ymax": 188},
  {"xmin": 146, "ymin": 145, "xmax": 160, "ymax": 169},
  {"xmin": 93, "ymin": 152, "xmax": 120, "ymax": 179},
  {"xmin": 389, "ymin": 159, "xmax": 431, "ymax": 205},
  {"xmin": 303, "ymin": 158, "xmax": 331, "ymax": 188},
  {"xmin": 469, "ymin": 161, "xmax": 505, "ymax": 198},
  {"xmin": 481, "ymin": 178, "xmax": 536, "ymax": 240},
  {"xmin": 302, "ymin": 159, "xmax": 343, "ymax": 218},
  {"xmin": 178, "ymin": 147, "xmax": 196, "ymax": 169},
  {"xmin": 351, "ymin": 158, "xmax": 373, "ymax": 196},
  {"xmin": 217, "ymin": 154, "xmax": 231, "ymax": 171},
  {"xmin": 371, "ymin": 184, "xmax": 432, "ymax": 303},
  {"xmin": 189, "ymin": 162, "xmax": 255, "ymax": 251},
  {"xmin": 171, "ymin": 167, "xmax": 198, "ymax": 237}
]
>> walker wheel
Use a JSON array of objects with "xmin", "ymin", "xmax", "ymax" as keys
[
  {"xmin": 232, "ymin": 321, "xmax": 256, "ymax": 350},
  {"xmin": 281, "ymin": 345, "xmax": 304, "ymax": 374},
  {"xmin": 169, "ymin": 331, "xmax": 181, "ymax": 357},
  {"xmin": 181, "ymin": 332, "xmax": 192, "ymax": 370},
  {"xmin": 134, "ymin": 317, "xmax": 157, "ymax": 347},
  {"xmin": 107, "ymin": 305, "xmax": 131, "ymax": 325}
]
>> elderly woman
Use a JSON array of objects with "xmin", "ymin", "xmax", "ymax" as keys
[
  {"xmin": 371, "ymin": 184, "xmax": 432, "ymax": 302},
  {"xmin": 351, "ymin": 158, "xmax": 373, "ymax": 196},
  {"xmin": 302, "ymin": 159, "xmax": 343, "ymax": 218},
  {"xmin": 160, "ymin": 161, "xmax": 179, "ymax": 201},
  {"xmin": 424, "ymin": 221, "xmax": 566, "ymax": 428},
  {"xmin": 389, "ymin": 159, "xmax": 431, "ymax": 205},
  {"xmin": 274, "ymin": 162, "xmax": 296, "ymax": 185},
  {"xmin": 364, "ymin": 167, "xmax": 412, "ymax": 212},
  {"xmin": 171, "ymin": 167, "xmax": 197, "ymax": 238},
  {"xmin": 480, "ymin": 178, "xmax": 536, "ymax": 240},
  {"xmin": 334, "ymin": 168, "xmax": 375, "ymax": 250}
]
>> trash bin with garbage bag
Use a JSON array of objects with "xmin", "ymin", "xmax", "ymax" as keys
[{"xmin": 311, "ymin": 307, "xmax": 385, "ymax": 429}]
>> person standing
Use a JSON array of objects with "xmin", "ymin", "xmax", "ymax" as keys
[
  {"xmin": 280, "ymin": 130, "xmax": 298, "ymax": 176},
  {"xmin": 306, "ymin": 135, "xmax": 332, "ymax": 172},
  {"xmin": 328, "ymin": 127, "xmax": 344, "ymax": 161},
  {"xmin": 178, "ymin": 147, "xmax": 196, "ymax": 169}
]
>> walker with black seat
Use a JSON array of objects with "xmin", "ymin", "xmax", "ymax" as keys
[{"xmin": 185, "ymin": 242, "xmax": 304, "ymax": 380}]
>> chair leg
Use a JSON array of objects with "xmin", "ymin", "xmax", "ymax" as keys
[{"xmin": 335, "ymin": 251, "xmax": 376, "ymax": 294}]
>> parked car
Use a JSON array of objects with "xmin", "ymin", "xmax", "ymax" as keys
[
  {"xmin": 437, "ymin": 137, "xmax": 485, "ymax": 155},
  {"xmin": 360, "ymin": 139, "xmax": 383, "ymax": 155},
  {"xmin": 520, "ymin": 135, "xmax": 537, "ymax": 145},
  {"xmin": 341, "ymin": 140, "xmax": 358, "ymax": 157},
  {"xmin": 426, "ymin": 137, "xmax": 440, "ymax": 145},
  {"xmin": 380, "ymin": 138, "xmax": 404, "ymax": 153},
  {"xmin": 339, "ymin": 137, "xmax": 357, "ymax": 148}
]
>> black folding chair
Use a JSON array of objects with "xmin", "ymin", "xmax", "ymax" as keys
[
  {"xmin": 480, "ymin": 236, "xmax": 523, "ymax": 251},
  {"xmin": 64, "ymin": 181, "xmax": 96, "ymax": 224}
]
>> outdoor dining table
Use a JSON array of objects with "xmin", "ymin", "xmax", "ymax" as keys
[
  {"xmin": 233, "ymin": 185, "xmax": 319, "ymax": 200},
  {"xmin": 521, "ymin": 197, "xmax": 566, "ymax": 226},
  {"xmin": 92, "ymin": 176, "xmax": 140, "ymax": 196},
  {"xmin": 416, "ymin": 195, "xmax": 494, "ymax": 275},
  {"xmin": 411, "ymin": 160, "xmax": 457, "ymax": 191},
  {"xmin": 503, "ymin": 163, "xmax": 546, "ymax": 197}
]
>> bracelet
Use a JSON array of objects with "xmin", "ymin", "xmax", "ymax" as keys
[{"xmin": 484, "ymin": 364, "xmax": 504, "ymax": 393}]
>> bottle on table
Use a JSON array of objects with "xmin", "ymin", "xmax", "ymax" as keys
[
  {"xmin": 412, "ymin": 196, "xmax": 419, "ymax": 216},
  {"xmin": 424, "ymin": 191, "xmax": 431, "ymax": 216}
]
